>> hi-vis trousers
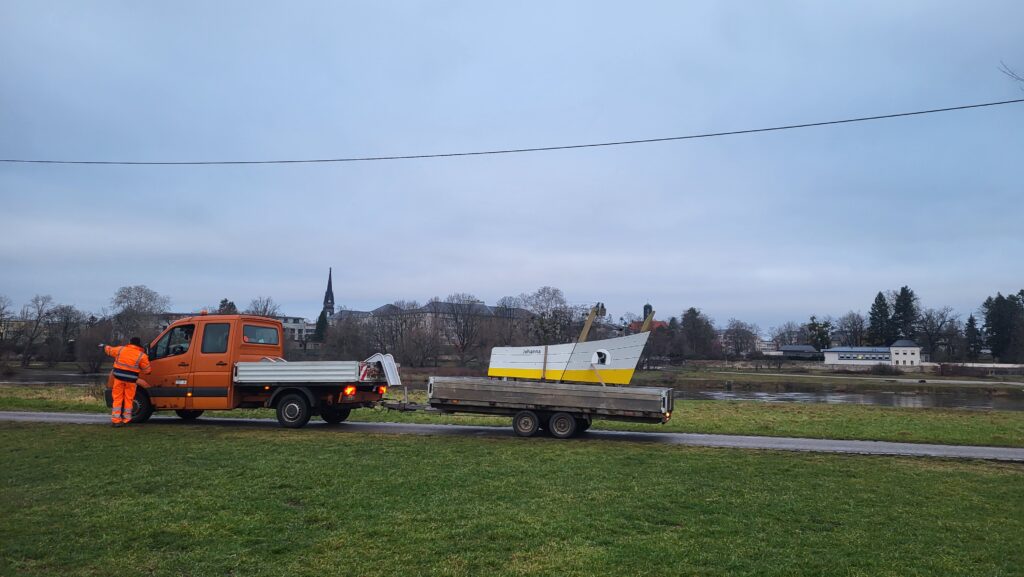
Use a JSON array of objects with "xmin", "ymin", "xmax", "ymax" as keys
[{"xmin": 111, "ymin": 379, "xmax": 137, "ymax": 424}]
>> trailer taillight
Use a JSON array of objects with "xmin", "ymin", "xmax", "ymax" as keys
[
  {"xmin": 343, "ymin": 385, "xmax": 356, "ymax": 396},
  {"xmin": 377, "ymin": 385, "xmax": 387, "ymax": 395}
]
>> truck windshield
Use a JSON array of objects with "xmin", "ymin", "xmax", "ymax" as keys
[{"xmin": 242, "ymin": 325, "xmax": 278, "ymax": 345}]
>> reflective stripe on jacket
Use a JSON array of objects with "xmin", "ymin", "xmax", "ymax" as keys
[{"xmin": 105, "ymin": 344, "xmax": 151, "ymax": 381}]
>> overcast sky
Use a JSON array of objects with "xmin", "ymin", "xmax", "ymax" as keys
[{"xmin": 1, "ymin": 1, "xmax": 1022, "ymax": 330}]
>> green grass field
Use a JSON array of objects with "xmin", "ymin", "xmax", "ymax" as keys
[
  {"xmin": 2, "ymin": 384, "xmax": 1023, "ymax": 447},
  {"xmin": 0, "ymin": 422, "xmax": 1021, "ymax": 576}
]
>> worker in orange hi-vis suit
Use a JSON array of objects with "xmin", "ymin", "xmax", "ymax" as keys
[{"xmin": 101, "ymin": 337, "xmax": 152, "ymax": 427}]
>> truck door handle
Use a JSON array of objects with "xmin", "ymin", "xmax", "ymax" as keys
[
  {"xmin": 216, "ymin": 361, "xmax": 228, "ymax": 366},
  {"xmin": 178, "ymin": 362, "xmax": 190, "ymax": 367}
]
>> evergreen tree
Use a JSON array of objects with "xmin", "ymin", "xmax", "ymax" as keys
[
  {"xmin": 313, "ymin": 310, "xmax": 328, "ymax": 342},
  {"xmin": 216, "ymin": 298, "xmax": 238, "ymax": 314},
  {"xmin": 866, "ymin": 292, "xmax": 891, "ymax": 345},
  {"xmin": 890, "ymin": 286, "xmax": 919, "ymax": 340},
  {"xmin": 982, "ymin": 291, "xmax": 1024, "ymax": 362},
  {"xmin": 805, "ymin": 315, "xmax": 834, "ymax": 351},
  {"xmin": 964, "ymin": 314, "xmax": 982, "ymax": 362},
  {"xmin": 679, "ymin": 307, "xmax": 716, "ymax": 359}
]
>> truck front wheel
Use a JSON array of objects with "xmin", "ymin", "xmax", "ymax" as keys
[
  {"xmin": 175, "ymin": 410, "xmax": 204, "ymax": 421},
  {"xmin": 276, "ymin": 394, "xmax": 311, "ymax": 428},
  {"xmin": 321, "ymin": 406, "xmax": 351, "ymax": 424},
  {"xmin": 512, "ymin": 411, "xmax": 540, "ymax": 437}
]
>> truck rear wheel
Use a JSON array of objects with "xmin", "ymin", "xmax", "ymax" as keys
[
  {"xmin": 276, "ymin": 394, "xmax": 311, "ymax": 428},
  {"xmin": 548, "ymin": 412, "xmax": 577, "ymax": 439},
  {"xmin": 175, "ymin": 409, "xmax": 204, "ymax": 421},
  {"xmin": 321, "ymin": 406, "xmax": 351, "ymax": 424},
  {"xmin": 512, "ymin": 410, "xmax": 540, "ymax": 437}
]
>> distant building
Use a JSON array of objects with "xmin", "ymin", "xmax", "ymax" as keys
[
  {"xmin": 779, "ymin": 344, "xmax": 821, "ymax": 360},
  {"xmin": 822, "ymin": 339, "xmax": 922, "ymax": 366}
]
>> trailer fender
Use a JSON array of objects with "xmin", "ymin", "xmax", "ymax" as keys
[{"xmin": 266, "ymin": 386, "xmax": 317, "ymax": 410}]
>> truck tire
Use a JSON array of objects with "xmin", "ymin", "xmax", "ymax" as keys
[
  {"xmin": 276, "ymin": 394, "xmax": 311, "ymax": 428},
  {"xmin": 548, "ymin": 412, "xmax": 577, "ymax": 439},
  {"xmin": 321, "ymin": 406, "xmax": 351, "ymax": 424},
  {"xmin": 175, "ymin": 409, "xmax": 204, "ymax": 421},
  {"xmin": 130, "ymin": 391, "xmax": 154, "ymax": 424},
  {"xmin": 512, "ymin": 410, "xmax": 540, "ymax": 437}
]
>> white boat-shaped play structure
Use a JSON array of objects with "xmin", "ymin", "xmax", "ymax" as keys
[{"xmin": 487, "ymin": 331, "xmax": 651, "ymax": 385}]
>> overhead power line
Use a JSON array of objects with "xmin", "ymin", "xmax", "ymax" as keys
[{"xmin": 2, "ymin": 98, "xmax": 1021, "ymax": 166}]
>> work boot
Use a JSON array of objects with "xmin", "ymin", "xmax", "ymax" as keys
[{"xmin": 112, "ymin": 422, "xmax": 123, "ymax": 428}]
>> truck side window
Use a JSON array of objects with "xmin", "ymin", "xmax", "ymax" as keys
[
  {"xmin": 242, "ymin": 325, "xmax": 279, "ymax": 345},
  {"xmin": 151, "ymin": 324, "xmax": 195, "ymax": 359},
  {"xmin": 201, "ymin": 323, "xmax": 230, "ymax": 354}
]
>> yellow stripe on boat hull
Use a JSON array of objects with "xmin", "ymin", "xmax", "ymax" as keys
[{"xmin": 487, "ymin": 367, "xmax": 637, "ymax": 385}]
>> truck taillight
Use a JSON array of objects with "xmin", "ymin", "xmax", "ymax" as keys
[
  {"xmin": 377, "ymin": 385, "xmax": 387, "ymax": 395},
  {"xmin": 343, "ymin": 385, "xmax": 356, "ymax": 396}
]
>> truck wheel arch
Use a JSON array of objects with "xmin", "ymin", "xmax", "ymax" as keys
[{"xmin": 266, "ymin": 386, "xmax": 316, "ymax": 410}]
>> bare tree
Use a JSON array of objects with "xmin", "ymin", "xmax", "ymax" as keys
[
  {"xmin": 111, "ymin": 285, "xmax": 171, "ymax": 341},
  {"xmin": 723, "ymin": 318, "xmax": 760, "ymax": 358},
  {"xmin": 519, "ymin": 286, "xmax": 585, "ymax": 345},
  {"xmin": 245, "ymin": 296, "xmax": 281, "ymax": 318},
  {"xmin": 491, "ymin": 295, "xmax": 528, "ymax": 346},
  {"xmin": 835, "ymin": 311, "xmax": 867, "ymax": 346},
  {"xmin": 75, "ymin": 318, "xmax": 113, "ymax": 373},
  {"xmin": 917, "ymin": 306, "xmax": 957, "ymax": 361},
  {"xmin": 770, "ymin": 321, "xmax": 807, "ymax": 347},
  {"xmin": 47, "ymin": 304, "xmax": 87, "ymax": 363},
  {"xmin": 0, "ymin": 295, "xmax": 12, "ymax": 352},
  {"xmin": 443, "ymin": 293, "xmax": 487, "ymax": 366},
  {"xmin": 18, "ymin": 295, "xmax": 54, "ymax": 367}
]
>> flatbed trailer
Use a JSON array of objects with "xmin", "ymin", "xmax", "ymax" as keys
[{"xmin": 413, "ymin": 376, "xmax": 673, "ymax": 438}]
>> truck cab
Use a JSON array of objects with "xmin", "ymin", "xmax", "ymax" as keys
[{"xmin": 107, "ymin": 313, "xmax": 397, "ymax": 427}]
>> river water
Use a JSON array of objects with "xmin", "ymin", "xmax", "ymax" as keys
[{"xmin": 673, "ymin": 385, "xmax": 1024, "ymax": 411}]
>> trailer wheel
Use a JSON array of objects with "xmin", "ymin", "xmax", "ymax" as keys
[
  {"xmin": 175, "ymin": 409, "xmax": 204, "ymax": 421},
  {"xmin": 512, "ymin": 411, "xmax": 540, "ymax": 437},
  {"xmin": 321, "ymin": 406, "xmax": 351, "ymax": 424},
  {"xmin": 276, "ymin": 394, "xmax": 311, "ymax": 428},
  {"xmin": 548, "ymin": 412, "xmax": 577, "ymax": 439}
]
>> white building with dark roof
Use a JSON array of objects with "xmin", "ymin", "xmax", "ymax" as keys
[{"xmin": 823, "ymin": 340, "xmax": 923, "ymax": 366}]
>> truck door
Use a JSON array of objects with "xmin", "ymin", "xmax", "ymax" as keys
[
  {"xmin": 188, "ymin": 321, "xmax": 233, "ymax": 410},
  {"xmin": 146, "ymin": 323, "xmax": 197, "ymax": 410}
]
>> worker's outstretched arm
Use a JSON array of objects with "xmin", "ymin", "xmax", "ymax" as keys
[
  {"xmin": 103, "ymin": 345, "xmax": 121, "ymax": 359},
  {"xmin": 140, "ymin": 355, "xmax": 152, "ymax": 375}
]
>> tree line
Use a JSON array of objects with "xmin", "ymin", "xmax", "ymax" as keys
[
  {"xmin": 0, "ymin": 286, "xmax": 285, "ymax": 373},
  {"xmin": 3, "ymin": 284, "xmax": 1023, "ymax": 373}
]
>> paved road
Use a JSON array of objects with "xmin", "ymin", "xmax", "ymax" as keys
[{"xmin": 2, "ymin": 410, "xmax": 1023, "ymax": 461}]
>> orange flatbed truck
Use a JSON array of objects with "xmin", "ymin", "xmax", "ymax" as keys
[{"xmin": 105, "ymin": 313, "xmax": 401, "ymax": 428}]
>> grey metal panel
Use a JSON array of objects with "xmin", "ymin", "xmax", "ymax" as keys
[
  {"xmin": 428, "ymin": 376, "xmax": 670, "ymax": 415},
  {"xmin": 235, "ymin": 361, "xmax": 361, "ymax": 383}
]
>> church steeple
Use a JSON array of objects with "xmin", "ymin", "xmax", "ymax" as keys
[{"xmin": 323, "ymin": 268, "xmax": 335, "ymax": 316}]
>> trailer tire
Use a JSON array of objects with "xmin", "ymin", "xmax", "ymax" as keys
[
  {"xmin": 548, "ymin": 412, "xmax": 577, "ymax": 439},
  {"xmin": 512, "ymin": 410, "xmax": 540, "ymax": 437},
  {"xmin": 175, "ymin": 409, "xmax": 204, "ymax": 421},
  {"xmin": 321, "ymin": 406, "xmax": 351, "ymax": 424},
  {"xmin": 130, "ymin": 391, "xmax": 154, "ymax": 424},
  {"xmin": 276, "ymin": 394, "xmax": 311, "ymax": 428}
]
